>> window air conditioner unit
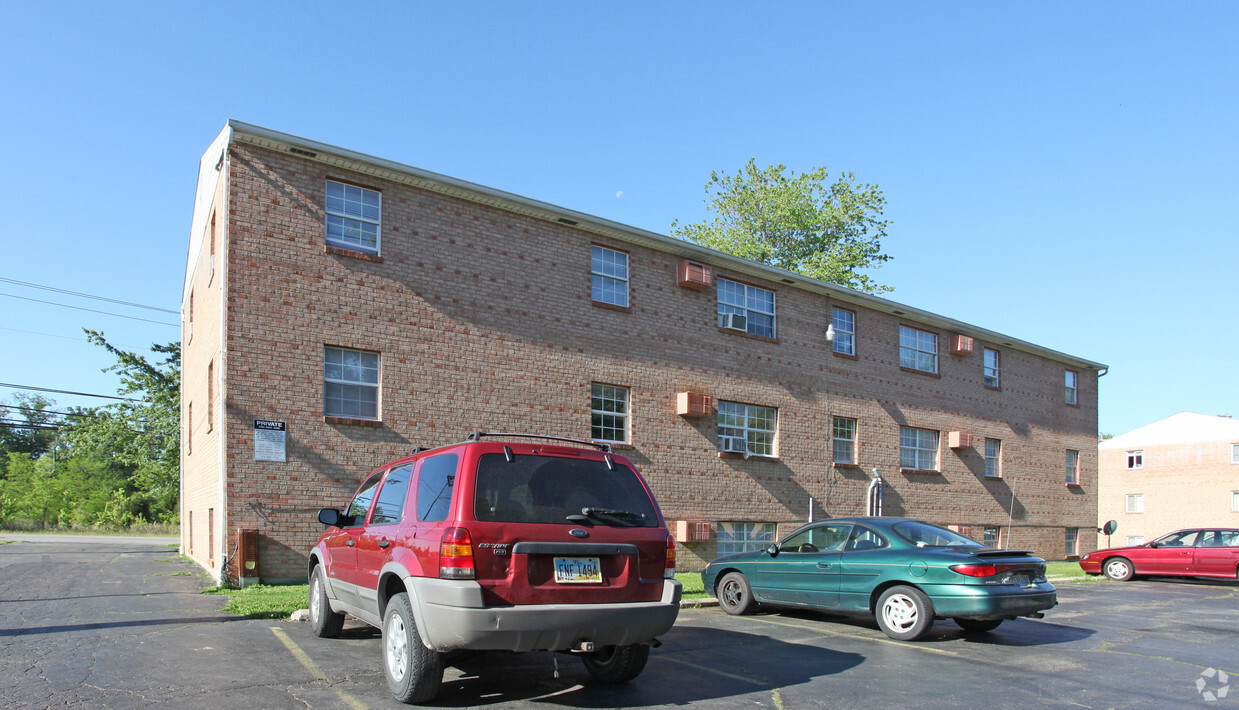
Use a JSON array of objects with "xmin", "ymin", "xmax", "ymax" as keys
[
  {"xmin": 677, "ymin": 260, "xmax": 713, "ymax": 290},
  {"xmin": 676, "ymin": 391, "xmax": 712, "ymax": 417},
  {"xmin": 721, "ymin": 313, "xmax": 748, "ymax": 331},
  {"xmin": 948, "ymin": 431, "xmax": 973, "ymax": 449},
  {"xmin": 675, "ymin": 520, "xmax": 712, "ymax": 542},
  {"xmin": 950, "ymin": 334, "xmax": 974, "ymax": 355},
  {"xmin": 721, "ymin": 436, "xmax": 748, "ymax": 454}
]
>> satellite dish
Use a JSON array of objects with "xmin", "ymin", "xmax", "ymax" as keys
[{"xmin": 1102, "ymin": 520, "xmax": 1118, "ymax": 535}]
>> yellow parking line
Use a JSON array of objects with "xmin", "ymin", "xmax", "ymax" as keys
[{"xmin": 269, "ymin": 627, "xmax": 368, "ymax": 710}]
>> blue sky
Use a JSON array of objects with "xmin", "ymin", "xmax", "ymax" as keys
[{"xmin": 1, "ymin": 2, "xmax": 1236, "ymax": 436}]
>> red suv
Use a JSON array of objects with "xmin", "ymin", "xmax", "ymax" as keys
[{"xmin": 307, "ymin": 432, "xmax": 682, "ymax": 704}]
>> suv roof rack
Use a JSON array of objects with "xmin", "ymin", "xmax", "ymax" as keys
[{"xmin": 463, "ymin": 430, "xmax": 613, "ymax": 453}]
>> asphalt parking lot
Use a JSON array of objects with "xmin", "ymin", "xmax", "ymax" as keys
[{"xmin": 2, "ymin": 535, "xmax": 1236, "ymax": 709}]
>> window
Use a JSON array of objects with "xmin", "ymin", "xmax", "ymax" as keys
[
  {"xmin": 831, "ymin": 307, "xmax": 856, "ymax": 356},
  {"xmin": 1065, "ymin": 370, "xmax": 1078, "ymax": 405},
  {"xmin": 591, "ymin": 384, "xmax": 629, "ymax": 444},
  {"xmin": 369, "ymin": 465, "xmax": 413, "ymax": 526},
  {"xmin": 324, "ymin": 346, "xmax": 380, "ymax": 420},
  {"xmin": 984, "ymin": 438, "xmax": 1002, "ymax": 478},
  {"xmin": 1232, "ymin": 444, "xmax": 1239, "ymax": 464},
  {"xmin": 1126, "ymin": 493, "xmax": 1144, "ymax": 513},
  {"xmin": 899, "ymin": 326, "xmax": 938, "ymax": 374},
  {"xmin": 716, "ymin": 522, "xmax": 776, "ymax": 556},
  {"xmin": 209, "ymin": 211, "xmax": 216, "ymax": 284},
  {"xmin": 345, "ymin": 470, "xmax": 384, "ymax": 525},
  {"xmin": 781, "ymin": 522, "xmax": 854, "ymax": 553},
  {"xmin": 325, "ymin": 180, "xmax": 381, "ymax": 254},
  {"xmin": 1233, "ymin": 491, "xmax": 1238, "ymax": 512},
  {"xmin": 1125, "ymin": 536, "xmax": 1145, "ymax": 546},
  {"xmin": 473, "ymin": 453, "xmax": 658, "ymax": 526},
  {"xmin": 983, "ymin": 348, "xmax": 1000, "ymax": 388},
  {"xmin": 983, "ymin": 526, "xmax": 1000, "ymax": 547},
  {"xmin": 718, "ymin": 401, "xmax": 777, "ymax": 457},
  {"xmin": 590, "ymin": 245, "xmax": 629, "ymax": 308},
  {"xmin": 717, "ymin": 278, "xmax": 776, "ymax": 338},
  {"xmin": 1065, "ymin": 528, "xmax": 1079, "ymax": 557},
  {"xmin": 1126, "ymin": 450, "xmax": 1143, "ymax": 470},
  {"xmin": 187, "ymin": 402, "xmax": 192, "ymax": 455},
  {"xmin": 1065, "ymin": 449, "xmax": 1080, "ymax": 485},
  {"xmin": 416, "ymin": 454, "xmax": 458, "ymax": 522},
  {"xmin": 832, "ymin": 417, "xmax": 857, "ymax": 464},
  {"xmin": 899, "ymin": 427, "xmax": 939, "ymax": 471}
]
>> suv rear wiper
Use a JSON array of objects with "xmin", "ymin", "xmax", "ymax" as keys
[{"xmin": 580, "ymin": 507, "xmax": 645, "ymax": 526}]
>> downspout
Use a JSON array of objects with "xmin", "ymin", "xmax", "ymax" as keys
[{"xmin": 867, "ymin": 468, "xmax": 883, "ymax": 517}]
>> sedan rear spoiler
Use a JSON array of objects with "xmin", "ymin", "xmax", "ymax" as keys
[{"xmin": 972, "ymin": 549, "xmax": 1037, "ymax": 558}]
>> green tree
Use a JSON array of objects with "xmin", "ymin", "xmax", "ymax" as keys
[
  {"xmin": 65, "ymin": 330, "xmax": 180, "ymax": 522},
  {"xmin": 671, "ymin": 158, "xmax": 894, "ymax": 294},
  {"xmin": 0, "ymin": 394, "xmax": 60, "ymax": 460}
]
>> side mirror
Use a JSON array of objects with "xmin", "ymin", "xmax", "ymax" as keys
[
  {"xmin": 1147, "ymin": 542, "xmax": 1159, "ymax": 548},
  {"xmin": 766, "ymin": 544, "xmax": 780, "ymax": 557},
  {"xmin": 318, "ymin": 508, "xmax": 346, "ymax": 528},
  {"xmin": 1102, "ymin": 520, "xmax": 1118, "ymax": 535}
]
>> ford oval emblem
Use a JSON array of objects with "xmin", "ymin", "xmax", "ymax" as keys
[{"xmin": 569, "ymin": 528, "xmax": 589, "ymax": 538}]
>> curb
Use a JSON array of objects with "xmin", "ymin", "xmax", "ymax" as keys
[{"xmin": 680, "ymin": 597, "xmax": 719, "ymax": 608}]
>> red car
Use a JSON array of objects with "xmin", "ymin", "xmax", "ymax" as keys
[{"xmin": 1079, "ymin": 528, "xmax": 1239, "ymax": 581}]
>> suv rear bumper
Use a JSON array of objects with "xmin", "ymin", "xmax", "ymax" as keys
[{"xmin": 408, "ymin": 577, "xmax": 682, "ymax": 653}]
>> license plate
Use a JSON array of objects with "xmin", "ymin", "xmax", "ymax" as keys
[
  {"xmin": 554, "ymin": 557, "xmax": 602, "ymax": 584},
  {"xmin": 1003, "ymin": 573, "xmax": 1031, "ymax": 587}
]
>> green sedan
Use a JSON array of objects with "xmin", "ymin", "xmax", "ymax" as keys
[{"xmin": 700, "ymin": 517, "xmax": 1057, "ymax": 641}]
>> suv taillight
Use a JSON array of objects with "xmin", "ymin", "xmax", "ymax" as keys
[
  {"xmin": 440, "ymin": 527, "xmax": 475, "ymax": 580},
  {"xmin": 664, "ymin": 533, "xmax": 676, "ymax": 579}
]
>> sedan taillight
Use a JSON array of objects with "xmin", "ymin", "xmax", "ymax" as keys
[
  {"xmin": 950, "ymin": 563, "xmax": 1021, "ymax": 578},
  {"xmin": 440, "ymin": 527, "xmax": 475, "ymax": 579}
]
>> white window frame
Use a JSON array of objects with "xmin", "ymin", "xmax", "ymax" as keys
[
  {"xmin": 1232, "ymin": 491, "xmax": 1238, "ymax": 512},
  {"xmin": 983, "ymin": 348, "xmax": 1000, "ymax": 388},
  {"xmin": 832, "ymin": 307, "xmax": 856, "ymax": 356},
  {"xmin": 590, "ymin": 245, "xmax": 629, "ymax": 308},
  {"xmin": 718, "ymin": 401, "xmax": 777, "ymax": 457},
  {"xmin": 832, "ymin": 417, "xmax": 857, "ymax": 464},
  {"xmin": 899, "ymin": 325, "xmax": 938, "ymax": 374},
  {"xmin": 983, "ymin": 526, "xmax": 1000, "ymax": 547},
  {"xmin": 1231, "ymin": 444, "xmax": 1239, "ymax": 464},
  {"xmin": 717, "ymin": 278, "xmax": 776, "ymax": 338},
  {"xmin": 1065, "ymin": 369, "xmax": 1079, "ymax": 405},
  {"xmin": 1126, "ymin": 450, "xmax": 1144, "ymax": 470},
  {"xmin": 325, "ymin": 180, "xmax": 382, "ymax": 254},
  {"xmin": 984, "ymin": 438, "xmax": 1002, "ymax": 478},
  {"xmin": 899, "ymin": 426, "xmax": 939, "ymax": 471},
  {"xmin": 716, "ymin": 521, "xmax": 776, "ymax": 556},
  {"xmin": 1126, "ymin": 493, "xmax": 1144, "ymax": 513},
  {"xmin": 590, "ymin": 383, "xmax": 629, "ymax": 444},
  {"xmin": 1066, "ymin": 449, "xmax": 1080, "ymax": 485},
  {"xmin": 324, "ymin": 346, "xmax": 381, "ymax": 420},
  {"xmin": 1126, "ymin": 536, "xmax": 1145, "ymax": 546},
  {"xmin": 1065, "ymin": 527, "xmax": 1079, "ymax": 557}
]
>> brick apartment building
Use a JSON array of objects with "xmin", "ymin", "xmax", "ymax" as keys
[
  {"xmin": 181, "ymin": 121, "xmax": 1107, "ymax": 584},
  {"xmin": 1097, "ymin": 412, "xmax": 1239, "ymax": 547}
]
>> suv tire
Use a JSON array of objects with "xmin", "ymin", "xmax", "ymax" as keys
[
  {"xmin": 308, "ymin": 566, "xmax": 344, "ymax": 638},
  {"xmin": 581, "ymin": 643, "xmax": 650, "ymax": 683},
  {"xmin": 383, "ymin": 592, "xmax": 443, "ymax": 704}
]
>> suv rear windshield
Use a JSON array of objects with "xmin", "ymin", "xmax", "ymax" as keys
[{"xmin": 473, "ymin": 453, "xmax": 659, "ymax": 527}]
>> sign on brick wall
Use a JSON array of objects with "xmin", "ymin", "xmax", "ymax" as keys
[{"xmin": 254, "ymin": 420, "xmax": 287, "ymax": 462}]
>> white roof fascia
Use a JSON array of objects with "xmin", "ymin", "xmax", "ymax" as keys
[
  {"xmin": 222, "ymin": 120, "xmax": 1107, "ymax": 373},
  {"xmin": 183, "ymin": 125, "xmax": 232, "ymax": 307}
]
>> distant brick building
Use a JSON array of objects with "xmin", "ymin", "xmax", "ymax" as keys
[
  {"xmin": 181, "ymin": 121, "xmax": 1107, "ymax": 583},
  {"xmin": 1097, "ymin": 413, "xmax": 1239, "ymax": 547}
]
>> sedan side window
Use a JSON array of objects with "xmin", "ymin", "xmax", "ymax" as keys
[
  {"xmin": 1156, "ymin": 530, "xmax": 1200, "ymax": 547},
  {"xmin": 781, "ymin": 524, "xmax": 852, "ymax": 553},
  {"xmin": 846, "ymin": 527, "xmax": 888, "ymax": 552},
  {"xmin": 344, "ymin": 471, "xmax": 384, "ymax": 526}
]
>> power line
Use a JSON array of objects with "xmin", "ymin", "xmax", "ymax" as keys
[
  {"xmin": 0, "ymin": 277, "xmax": 178, "ymax": 314},
  {"xmin": 0, "ymin": 292, "xmax": 179, "ymax": 327},
  {"xmin": 0, "ymin": 382, "xmax": 142, "ymax": 402}
]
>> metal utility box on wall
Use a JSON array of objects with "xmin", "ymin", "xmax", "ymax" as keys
[{"xmin": 236, "ymin": 528, "xmax": 259, "ymax": 587}]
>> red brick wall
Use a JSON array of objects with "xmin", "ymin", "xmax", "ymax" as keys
[{"xmin": 200, "ymin": 141, "xmax": 1100, "ymax": 580}]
